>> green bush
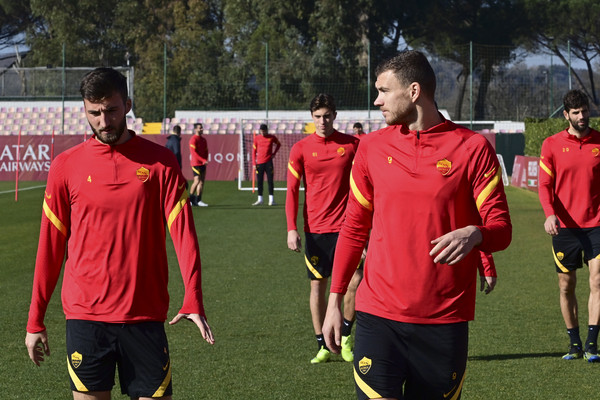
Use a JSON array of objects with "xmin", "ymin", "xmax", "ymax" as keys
[{"xmin": 524, "ymin": 117, "xmax": 600, "ymax": 156}]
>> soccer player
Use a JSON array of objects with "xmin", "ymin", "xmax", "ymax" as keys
[
  {"xmin": 252, "ymin": 123, "xmax": 281, "ymax": 206},
  {"xmin": 322, "ymin": 50, "xmax": 512, "ymax": 399},
  {"xmin": 286, "ymin": 93, "xmax": 362, "ymax": 364},
  {"xmin": 189, "ymin": 122, "xmax": 209, "ymax": 206},
  {"xmin": 25, "ymin": 67, "xmax": 214, "ymax": 400},
  {"xmin": 538, "ymin": 89, "xmax": 600, "ymax": 362},
  {"xmin": 165, "ymin": 124, "xmax": 182, "ymax": 168},
  {"xmin": 353, "ymin": 122, "xmax": 366, "ymax": 139}
]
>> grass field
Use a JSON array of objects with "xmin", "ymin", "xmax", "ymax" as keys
[{"xmin": 2, "ymin": 181, "xmax": 599, "ymax": 399}]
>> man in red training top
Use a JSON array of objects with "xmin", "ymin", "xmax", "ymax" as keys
[
  {"xmin": 539, "ymin": 89, "xmax": 600, "ymax": 363},
  {"xmin": 286, "ymin": 93, "xmax": 363, "ymax": 364},
  {"xmin": 190, "ymin": 122, "xmax": 209, "ymax": 206},
  {"xmin": 323, "ymin": 50, "xmax": 511, "ymax": 399},
  {"xmin": 25, "ymin": 67, "xmax": 214, "ymax": 400},
  {"xmin": 252, "ymin": 123, "xmax": 281, "ymax": 206}
]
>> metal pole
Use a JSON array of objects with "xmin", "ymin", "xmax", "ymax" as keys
[
  {"xmin": 469, "ymin": 41, "xmax": 473, "ymax": 129},
  {"xmin": 265, "ymin": 42, "xmax": 269, "ymax": 121},
  {"xmin": 568, "ymin": 40, "xmax": 572, "ymax": 90},
  {"xmin": 367, "ymin": 41, "xmax": 371, "ymax": 121},
  {"xmin": 163, "ymin": 43, "xmax": 167, "ymax": 134},
  {"xmin": 61, "ymin": 43, "xmax": 65, "ymax": 135}
]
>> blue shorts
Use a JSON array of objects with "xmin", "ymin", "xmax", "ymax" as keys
[
  {"xmin": 66, "ymin": 320, "xmax": 172, "ymax": 397},
  {"xmin": 552, "ymin": 227, "xmax": 600, "ymax": 273}
]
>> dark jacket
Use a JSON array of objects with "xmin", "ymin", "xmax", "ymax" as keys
[{"xmin": 165, "ymin": 134, "xmax": 182, "ymax": 167}]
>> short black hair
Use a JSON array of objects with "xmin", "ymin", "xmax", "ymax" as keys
[
  {"xmin": 80, "ymin": 67, "xmax": 128, "ymax": 103},
  {"xmin": 172, "ymin": 125, "xmax": 181, "ymax": 134},
  {"xmin": 353, "ymin": 122, "xmax": 363, "ymax": 129},
  {"xmin": 260, "ymin": 124, "xmax": 268, "ymax": 131},
  {"xmin": 310, "ymin": 93, "xmax": 336, "ymax": 114},
  {"xmin": 375, "ymin": 50, "xmax": 436, "ymax": 100},
  {"xmin": 563, "ymin": 89, "xmax": 589, "ymax": 112}
]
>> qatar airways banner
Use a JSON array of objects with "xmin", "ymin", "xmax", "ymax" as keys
[
  {"xmin": 0, "ymin": 134, "xmax": 239, "ymax": 181},
  {"xmin": 510, "ymin": 155, "xmax": 540, "ymax": 193}
]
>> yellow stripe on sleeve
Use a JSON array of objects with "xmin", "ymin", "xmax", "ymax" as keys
[
  {"xmin": 43, "ymin": 199, "xmax": 67, "ymax": 237},
  {"xmin": 553, "ymin": 246, "xmax": 569, "ymax": 273},
  {"xmin": 288, "ymin": 162, "xmax": 300, "ymax": 180},
  {"xmin": 353, "ymin": 367, "xmax": 382, "ymax": 399},
  {"xmin": 350, "ymin": 172, "xmax": 372, "ymax": 211},
  {"xmin": 539, "ymin": 160, "xmax": 554, "ymax": 178},
  {"xmin": 475, "ymin": 168, "xmax": 501, "ymax": 211},
  {"xmin": 152, "ymin": 360, "xmax": 172, "ymax": 397},
  {"xmin": 167, "ymin": 190, "xmax": 189, "ymax": 231},
  {"xmin": 304, "ymin": 255, "xmax": 323, "ymax": 279},
  {"xmin": 67, "ymin": 356, "xmax": 88, "ymax": 392}
]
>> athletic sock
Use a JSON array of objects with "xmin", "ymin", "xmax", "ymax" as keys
[
  {"xmin": 585, "ymin": 325, "xmax": 600, "ymax": 352},
  {"xmin": 190, "ymin": 195, "xmax": 197, "ymax": 205},
  {"xmin": 567, "ymin": 327, "xmax": 582, "ymax": 347},
  {"xmin": 268, "ymin": 194, "xmax": 274, "ymax": 203},
  {"xmin": 316, "ymin": 334, "xmax": 328, "ymax": 351},
  {"xmin": 341, "ymin": 318, "xmax": 354, "ymax": 337},
  {"xmin": 257, "ymin": 195, "xmax": 264, "ymax": 202}
]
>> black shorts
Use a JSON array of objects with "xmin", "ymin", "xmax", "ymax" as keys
[
  {"xmin": 66, "ymin": 320, "xmax": 172, "ymax": 397},
  {"xmin": 552, "ymin": 227, "xmax": 600, "ymax": 273},
  {"xmin": 353, "ymin": 312, "xmax": 468, "ymax": 400},
  {"xmin": 192, "ymin": 164, "xmax": 207, "ymax": 176},
  {"xmin": 304, "ymin": 232, "xmax": 338, "ymax": 279}
]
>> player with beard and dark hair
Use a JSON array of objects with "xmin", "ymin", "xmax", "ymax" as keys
[
  {"xmin": 25, "ymin": 67, "xmax": 214, "ymax": 400},
  {"xmin": 539, "ymin": 89, "xmax": 600, "ymax": 362}
]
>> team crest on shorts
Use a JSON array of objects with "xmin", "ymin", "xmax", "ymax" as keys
[
  {"xmin": 310, "ymin": 256, "xmax": 319, "ymax": 266},
  {"xmin": 436, "ymin": 159, "xmax": 452, "ymax": 176},
  {"xmin": 337, "ymin": 147, "xmax": 346, "ymax": 156},
  {"xmin": 136, "ymin": 166, "xmax": 150, "ymax": 182},
  {"xmin": 71, "ymin": 351, "xmax": 83, "ymax": 368},
  {"xmin": 556, "ymin": 252, "xmax": 564, "ymax": 261},
  {"xmin": 358, "ymin": 357, "xmax": 372, "ymax": 374}
]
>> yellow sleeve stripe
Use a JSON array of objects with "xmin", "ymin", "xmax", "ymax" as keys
[
  {"xmin": 553, "ymin": 246, "xmax": 569, "ymax": 273},
  {"xmin": 167, "ymin": 190, "xmax": 189, "ymax": 231},
  {"xmin": 354, "ymin": 367, "xmax": 382, "ymax": 399},
  {"xmin": 475, "ymin": 168, "xmax": 501, "ymax": 211},
  {"xmin": 539, "ymin": 160, "xmax": 554, "ymax": 178},
  {"xmin": 43, "ymin": 199, "xmax": 67, "ymax": 237},
  {"xmin": 304, "ymin": 255, "xmax": 323, "ymax": 279},
  {"xmin": 67, "ymin": 356, "xmax": 88, "ymax": 392},
  {"xmin": 288, "ymin": 162, "xmax": 300, "ymax": 180},
  {"xmin": 350, "ymin": 172, "xmax": 372, "ymax": 211},
  {"xmin": 152, "ymin": 360, "xmax": 172, "ymax": 397},
  {"xmin": 190, "ymin": 144, "xmax": 196, "ymax": 149}
]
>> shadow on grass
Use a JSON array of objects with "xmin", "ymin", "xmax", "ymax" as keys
[{"xmin": 469, "ymin": 352, "xmax": 564, "ymax": 361}]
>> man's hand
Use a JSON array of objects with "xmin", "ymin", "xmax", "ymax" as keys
[
  {"xmin": 480, "ymin": 275, "xmax": 497, "ymax": 294},
  {"xmin": 430, "ymin": 225, "xmax": 482, "ymax": 265},
  {"xmin": 544, "ymin": 215, "xmax": 560, "ymax": 236},
  {"xmin": 287, "ymin": 230, "xmax": 302, "ymax": 252},
  {"xmin": 25, "ymin": 330, "xmax": 50, "ymax": 366},
  {"xmin": 322, "ymin": 293, "xmax": 344, "ymax": 354},
  {"xmin": 169, "ymin": 313, "xmax": 215, "ymax": 345}
]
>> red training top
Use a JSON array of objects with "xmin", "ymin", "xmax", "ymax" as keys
[
  {"xmin": 253, "ymin": 134, "xmax": 281, "ymax": 164},
  {"xmin": 331, "ymin": 119, "xmax": 512, "ymax": 324},
  {"xmin": 190, "ymin": 134, "xmax": 208, "ymax": 166},
  {"xmin": 286, "ymin": 130, "xmax": 359, "ymax": 233},
  {"xmin": 27, "ymin": 132, "xmax": 206, "ymax": 333},
  {"xmin": 538, "ymin": 128, "xmax": 600, "ymax": 228}
]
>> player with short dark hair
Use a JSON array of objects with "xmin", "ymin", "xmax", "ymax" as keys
[
  {"xmin": 25, "ymin": 67, "xmax": 214, "ymax": 400},
  {"xmin": 323, "ymin": 50, "xmax": 511, "ymax": 399},
  {"xmin": 189, "ymin": 122, "xmax": 209, "ymax": 206},
  {"xmin": 286, "ymin": 93, "xmax": 362, "ymax": 364},
  {"xmin": 353, "ymin": 122, "xmax": 366, "ymax": 139},
  {"xmin": 539, "ymin": 89, "xmax": 600, "ymax": 362},
  {"xmin": 252, "ymin": 123, "xmax": 281, "ymax": 206}
]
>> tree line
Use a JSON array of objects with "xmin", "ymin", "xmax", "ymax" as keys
[{"xmin": 1, "ymin": 0, "xmax": 599, "ymax": 122}]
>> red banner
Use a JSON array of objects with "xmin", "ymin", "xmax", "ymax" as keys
[
  {"xmin": 510, "ymin": 155, "xmax": 540, "ymax": 192},
  {"xmin": 0, "ymin": 134, "xmax": 240, "ymax": 181}
]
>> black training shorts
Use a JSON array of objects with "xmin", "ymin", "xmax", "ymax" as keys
[
  {"xmin": 66, "ymin": 320, "xmax": 172, "ymax": 397},
  {"xmin": 353, "ymin": 312, "xmax": 468, "ymax": 400},
  {"xmin": 304, "ymin": 232, "xmax": 338, "ymax": 280},
  {"xmin": 551, "ymin": 227, "xmax": 600, "ymax": 273}
]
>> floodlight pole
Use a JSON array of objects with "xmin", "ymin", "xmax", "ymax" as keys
[
  {"xmin": 61, "ymin": 43, "xmax": 65, "ymax": 135},
  {"xmin": 265, "ymin": 42, "xmax": 269, "ymax": 121},
  {"xmin": 163, "ymin": 43, "xmax": 167, "ymax": 134},
  {"xmin": 367, "ymin": 41, "xmax": 371, "ymax": 120}
]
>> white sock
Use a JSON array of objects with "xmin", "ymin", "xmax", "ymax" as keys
[
  {"xmin": 269, "ymin": 195, "xmax": 274, "ymax": 203},
  {"xmin": 257, "ymin": 195, "xmax": 263, "ymax": 202}
]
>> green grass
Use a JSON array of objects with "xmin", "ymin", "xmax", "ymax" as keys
[{"xmin": 2, "ymin": 182, "xmax": 599, "ymax": 399}]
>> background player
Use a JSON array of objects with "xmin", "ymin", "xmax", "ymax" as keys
[
  {"xmin": 538, "ymin": 89, "xmax": 600, "ymax": 362},
  {"xmin": 190, "ymin": 122, "xmax": 209, "ymax": 206},
  {"xmin": 286, "ymin": 93, "xmax": 362, "ymax": 364},
  {"xmin": 25, "ymin": 67, "xmax": 214, "ymax": 400},
  {"xmin": 252, "ymin": 123, "xmax": 281, "ymax": 206},
  {"xmin": 322, "ymin": 50, "xmax": 512, "ymax": 399}
]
